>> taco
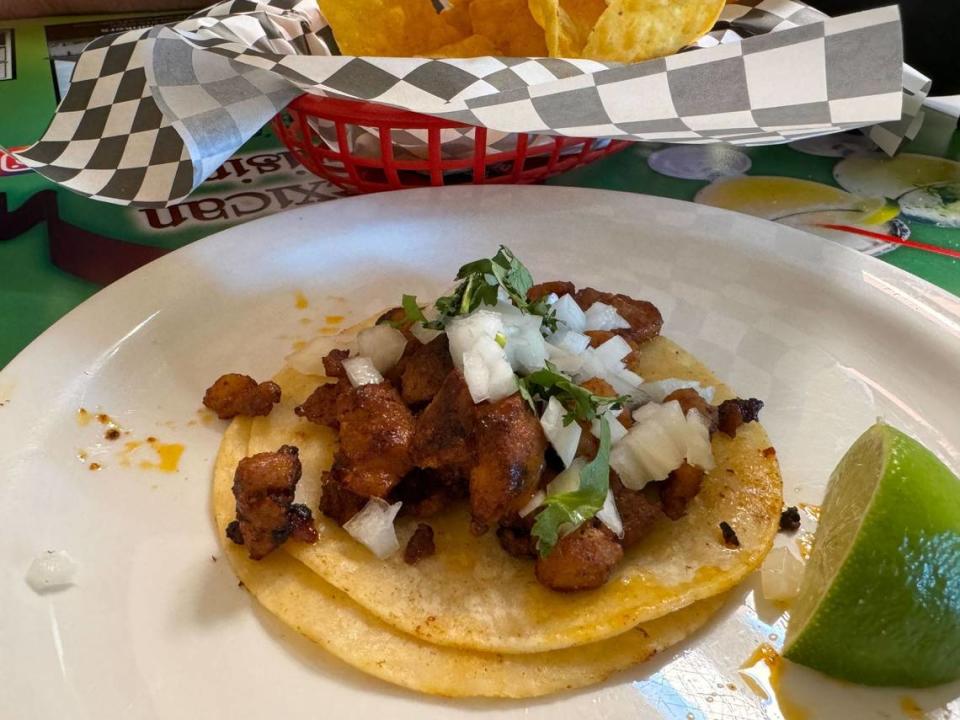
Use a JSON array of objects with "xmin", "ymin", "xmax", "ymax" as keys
[
  {"xmin": 205, "ymin": 247, "xmax": 782, "ymax": 690},
  {"xmin": 213, "ymin": 416, "xmax": 727, "ymax": 697}
]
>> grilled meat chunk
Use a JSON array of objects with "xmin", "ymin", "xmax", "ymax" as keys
[
  {"xmin": 717, "ymin": 398, "xmax": 764, "ymax": 438},
  {"xmin": 534, "ymin": 522, "xmax": 623, "ymax": 591},
  {"xmin": 295, "ymin": 381, "xmax": 342, "ymax": 428},
  {"xmin": 574, "ymin": 287, "xmax": 663, "ymax": 346},
  {"xmin": 403, "ymin": 523, "xmax": 436, "ymax": 565},
  {"xmin": 229, "ymin": 445, "xmax": 316, "ymax": 560},
  {"xmin": 527, "ymin": 280, "xmax": 575, "ymax": 302},
  {"xmin": 318, "ymin": 462, "xmax": 368, "ymax": 525},
  {"xmin": 322, "ymin": 348, "xmax": 351, "ymax": 379},
  {"xmin": 336, "ymin": 382, "xmax": 415, "ymax": 498},
  {"xmin": 661, "ymin": 462, "xmax": 706, "ymax": 520},
  {"xmin": 393, "ymin": 467, "xmax": 466, "ymax": 518},
  {"xmin": 497, "ymin": 521, "xmax": 538, "ymax": 559},
  {"xmin": 611, "ymin": 473, "xmax": 662, "ymax": 548},
  {"xmin": 410, "ymin": 370, "xmax": 476, "ymax": 471},
  {"xmin": 469, "ymin": 394, "xmax": 546, "ymax": 533},
  {"xmin": 203, "ymin": 373, "xmax": 280, "ymax": 419},
  {"xmin": 401, "ymin": 335, "xmax": 454, "ymax": 406}
]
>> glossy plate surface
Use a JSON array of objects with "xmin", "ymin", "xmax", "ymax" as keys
[{"xmin": 2, "ymin": 186, "xmax": 959, "ymax": 719}]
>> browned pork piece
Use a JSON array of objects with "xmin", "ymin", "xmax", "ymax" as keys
[
  {"xmin": 318, "ymin": 459, "xmax": 368, "ymax": 525},
  {"xmin": 718, "ymin": 398, "xmax": 764, "ymax": 438},
  {"xmin": 535, "ymin": 522, "xmax": 623, "ymax": 591},
  {"xmin": 410, "ymin": 370, "xmax": 476, "ymax": 471},
  {"xmin": 294, "ymin": 381, "xmax": 341, "ymax": 428},
  {"xmin": 469, "ymin": 394, "xmax": 547, "ymax": 534},
  {"xmin": 393, "ymin": 467, "xmax": 467, "ymax": 519},
  {"xmin": 610, "ymin": 473, "xmax": 663, "ymax": 548},
  {"xmin": 226, "ymin": 445, "xmax": 317, "ymax": 560},
  {"xmin": 575, "ymin": 287, "xmax": 663, "ymax": 346},
  {"xmin": 400, "ymin": 335, "xmax": 454, "ymax": 406},
  {"xmin": 526, "ymin": 280, "xmax": 575, "ymax": 302},
  {"xmin": 334, "ymin": 382, "xmax": 416, "ymax": 498},
  {"xmin": 661, "ymin": 462, "xmax": 706, "ymax": 520},
  {"xmin": 203, "ymin": 373, "xmax": 281, "ymax": 419}
]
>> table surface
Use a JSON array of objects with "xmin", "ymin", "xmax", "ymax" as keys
[{"xmin": 1, "ymin": 12, "xmax": 959, "ymax": 370}]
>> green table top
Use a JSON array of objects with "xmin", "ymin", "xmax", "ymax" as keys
[{"xmin": 1, "ymin": 12, "xmax": 959, "ymax": 370}]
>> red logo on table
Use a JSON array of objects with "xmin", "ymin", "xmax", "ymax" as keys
[{"xmin": 0, "ymin": 147, "xmax": 30, "ymax": 176}]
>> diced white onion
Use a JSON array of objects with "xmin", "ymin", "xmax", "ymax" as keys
[
  {"xmin": 685, "ymin": 409, "xmax": 715, "ymax": 471},
  {"xmin": 593, "ymin": 335, "xmax": 632, "ymax": 368},
  {"xmin": 342, "ymin": 356, "xmax": 384, "ymax": 387},
  {"xmin": 584, "ymin": 301, "xmax": 630, "ymax": 331},
  {"xmin": 637, "ymin": 378, "xmax": 716, "ymax": 404},
  {"xmin": 761, "ymin": 546, "xmax": 805, "ymax": 601},
  {"xmin": 612, "ymin": 400, "xmax": 715, "ymax": 490},
  {"xmin": 462, "ymin": 336, "xmax": 517, "ymax": 404},
  {"xmin": 357, "ymin": 325, "xmax": 407, "ymax": 374},
  {"xmin": 286, "ymin": 332, "xmax": 357, "ymax": 376},
  {"xmin": 540, "ymin": 397, "xmax": 583, "ymax": 468},
  {"xmin": 25, "ymin": 550, "xmax": 78, "ymax": 593},
  {"xmin": 546, "ymin": 457, "xmax": 586, "ymax": 496},
  {"xmin": 576, "ymin": 337, "xmax": 644, "ymax": 397},
  {"xmin": 543, "ymin": 292, "xmax": 560, "ymax": 306},
  {"xmin": 591, "ymin": 411, "xmax": 629, "ymax": 444},
  {"xmin": 410, "ymin": 304, "xmax": 442, "ymax": 344},
  {"xmin": 596, "ymin": 490, "xmax": 624, "ymax": 539},
  {"xmin": 519, "ymin": 490, "xmax": 546, "ymax": 518},
  {"xmin": 501, "ymin": 310, "xmax": 547, "ymax": 375},
  {"xmin": 446, "ymin": 310, "xmax": 504, "ymax": 372},
  {"xmin": 549, "ymin": 329, "xmax": 591, "ymax": 356},
  {"xmin": 553, "ymin": 294, "xmax": 586, "ymax": 333},
  {"xmin": 545, "ymin": 342, "xmax": 584, "ymax": 375},
  {"xmin": 343, "ymin": 498, "xmax": 403, "ymax": 559}
]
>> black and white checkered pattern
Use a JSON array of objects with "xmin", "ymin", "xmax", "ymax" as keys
[{"xmin": 13, "ymin": 0, "xmax": 927, "ymax": 206}]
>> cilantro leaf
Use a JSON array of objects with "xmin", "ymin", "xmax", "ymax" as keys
[
  {"xmin": 401, "ymin": 294, "xmax": 426, "ymax": 323},
  {"xmin": 532, "ymin": 417, "xmax": 612, "ymax": 557},
  {"xmin": 518, "ymin": 362, "xmax": 628, "ymax": 424}
]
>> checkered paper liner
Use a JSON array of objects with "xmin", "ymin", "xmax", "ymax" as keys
[{"xmin": 12, "ymin": 0, "xmax": 929, "ymax": 207}]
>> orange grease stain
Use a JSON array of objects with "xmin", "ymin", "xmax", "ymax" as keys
[
  {"xmin": 292, "ymin": 339, "xmax": 308, "ymax": 351},
  {"xmin": 294, "ymin": 291, "xmax": 309, "ymax": 309},
  {"xmin": 77, "ymin": 408, "xmax": 92, "ymax": 426},
  {"xmin": 799, "ymin": 503, "xmax": 821, "ymax": 521},
  {"xmin": 138, "ymin": 439, "xmax": 185, "ymax": 473},
  {"xmin": 299, "ymin": 317, "xmax": 312, "ymax": 325},
  {"xmin": 325, "ymin": 315, "xmax": 344, "ymax": 324},
  {"xmin": 900, "ymin": 697, "xmax": 924, "ymax": 719},
  {"xmin": 739, "ymin": 644, "xmax": 810, "ymax": 720}
]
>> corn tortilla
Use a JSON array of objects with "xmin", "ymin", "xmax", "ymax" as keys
[{"xmin": 214, "ymin": 417, "xmax": 727, "ymax": 697}]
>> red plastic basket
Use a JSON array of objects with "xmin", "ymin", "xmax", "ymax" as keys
[{"xmin": 272, "ymin": 94, "xmax": 630, "ymax": 194}]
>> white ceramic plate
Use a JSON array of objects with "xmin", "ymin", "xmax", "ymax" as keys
[{"xmin": 2, "ymin": 186, "xmax": 958, "ymax": 720}]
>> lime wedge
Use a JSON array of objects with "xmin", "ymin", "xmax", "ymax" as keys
[{"xmin": 783, "ymin": 422, "xmax": 960, "ymax": 687}]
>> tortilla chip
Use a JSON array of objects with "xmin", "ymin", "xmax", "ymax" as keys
[
  {"xmin": 245, "ymin": 333, "xmax": 780, "ymax": 654},
  {"xmin": 440, "ymin": 0, "xmax": 474, "ymax": 37},
  {"xmin": 582, "ymin": 0, "xmax": 725, "ymax": 63},
  {"xmin": 214, "ymin": 417, "xmax": 726, "ymax": 697},
  {"xmin": 469, "ymin": 0, "xmax": 548, "ymax": 56},
  {"xmin": 529, "ymin": 0, "xmax": 605, "ymax": 57},
  {"xmin": 319, "ymin": 0, "xmax": 466, "ymax": 56},
  {"xmin": 423, "ymin": 34, "xmax": 502, "ymax": 58}
]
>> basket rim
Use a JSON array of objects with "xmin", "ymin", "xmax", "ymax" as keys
[{"xmin": 288, "ymin": 93, "xmax": 472, "ymax": 129}]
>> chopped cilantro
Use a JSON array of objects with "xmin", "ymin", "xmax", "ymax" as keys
[{"xmin": 531, "ymin": 417, "xmax": 612, "ymax": 557}]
